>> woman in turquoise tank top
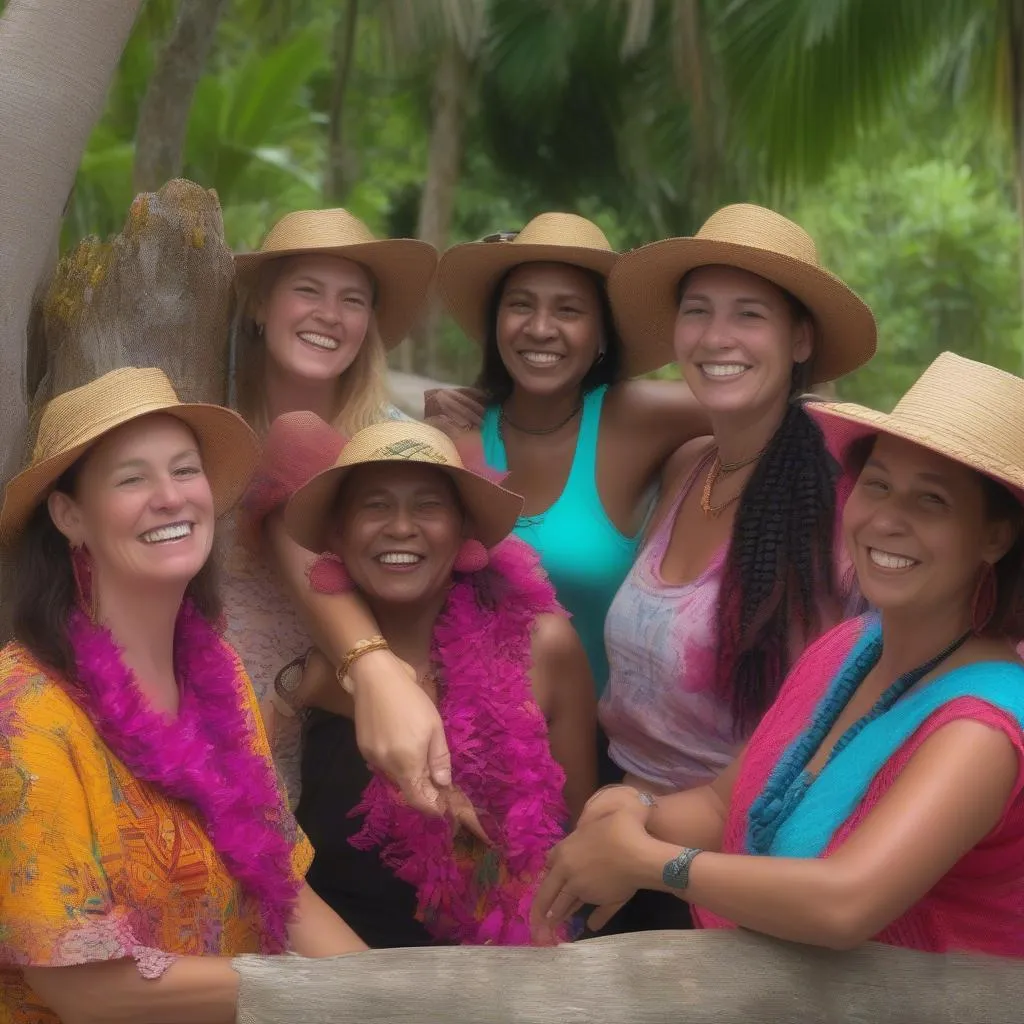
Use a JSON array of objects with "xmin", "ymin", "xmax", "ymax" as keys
[{"xmin": 430, "ymin": 213, "xmax": 710, "ymax": 698}]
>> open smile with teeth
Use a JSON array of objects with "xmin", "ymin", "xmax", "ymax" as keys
[
  {"xmin": 868, "ymin": 547, "xmax": 918, "ymax": 570},
  {"xmin": 298, "ymin": 331, "xmax": 341, "ymax": 351},
  {"xmin": 519, "ymin": 351, "xmax": 564, "ymax": 366},
  {"xmin": 140, "ymin": 522, "xmax": 193, "ymax": 545},
  {"xmin": 700, "ymin": 362, "xmax": 750, "ymax": 378},
  {"xmin": 376, "ymin": 552, "xmax": 424, "ymax": 566}
]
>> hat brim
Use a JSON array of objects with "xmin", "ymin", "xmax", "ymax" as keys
[
  {"xmin": 609, "ymin": 238, "xmax": 877, "ymax": 382},
  {"xmin": 437, "ymin": 242, "xmax": 618, "ymax": 346},
  {"xmin": 807, "ymin": 400, "xmax": 1024, "ymax": 508},
  {"xmin": 284, "ymin": 460, "xmax": 523, "ymax": 554},
  {"xmin": 234, "ymin": 239, "xmax": 438, "ymax": 348},
  {"xmin": 0, "ymin": 404, "xmax": 259, "ymax": 546}
]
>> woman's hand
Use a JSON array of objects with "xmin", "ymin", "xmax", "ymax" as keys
[
  {"xmin": 578, "ymin": 784, "xmax": 655, "ymax": 827},
  {"xmin": 350, "ymin": 650, "xmax": 489, "ymax": 842},
  {"xmin": 531, "ymin": 807, "xmax": 655, "ymax": 941},
  {"xmin": 423, "ymin": 387, "xmax": 487, "ymax": 432}
]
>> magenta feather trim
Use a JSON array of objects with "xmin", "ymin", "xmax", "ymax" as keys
[
  {"xmin": 349, "ymin": 535, "xmax": 569, "ymax": 945},
  {"xmin": 65, "ymin": 603, "xmax": 301, "ymax": 952}
]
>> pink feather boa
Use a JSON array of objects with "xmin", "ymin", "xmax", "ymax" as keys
[
  {"xmin": 65, "ymin": 602, "xmax": 301, "ymax": 952},
  {"xmin": 349, "ymin": 536, "xmax": 569, "ymax": 945}
]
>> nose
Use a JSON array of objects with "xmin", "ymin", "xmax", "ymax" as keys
[
  {"xmin": 384, "ymin": 504, "xmax": 417, "ymax": 539},
  {"xmin": 524, "ymin": 307, "xmax": 558, "ymax": 342},
  {"xmin": 313, "ymin": 295, "xmax": 343, "ymax": 326},
  {"xmin": 151, "ymin": 473, "xmax": 187, "ymax": 512}
]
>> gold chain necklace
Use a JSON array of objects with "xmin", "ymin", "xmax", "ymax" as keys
[{"xmin": 699, "ymin": 447, "xmax": 767, "ymax": 519}]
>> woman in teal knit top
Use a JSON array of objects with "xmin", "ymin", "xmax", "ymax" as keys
[{"xmin": 430, "ymin": 213, "xmax": 709, "ymax": 698}]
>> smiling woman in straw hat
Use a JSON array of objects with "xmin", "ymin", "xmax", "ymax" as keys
[
  {"xmin": 422, "ymin": 212, "xmax": 708, "ymax": 705},
  {"xmin": 223, "ymin": 207, "xmax": 446, "ymax": 809},
  {"xmin": 588, "ymin": 205, "xmax": 876, "ymax": 867},
  {"xmin": 0, "ymin": 368, "xmax": 366, "ymax": 1024},
  {"xmin": 253, "ymin": 415, "xmax": 595, "ymax": 948},
  {"xmin": 535, "ymin": 352, "xmax": 1024, "ymax": 957}
]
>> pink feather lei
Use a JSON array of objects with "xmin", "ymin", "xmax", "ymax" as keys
[
  {"xmin": 349, "ymin": 536, "xmax": 570, "ymax": 945},
  {"xmin": 65, "ymin": 602, "xmax": 301, "ymax": 952}
]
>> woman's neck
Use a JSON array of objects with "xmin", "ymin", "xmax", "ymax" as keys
[
  {"xmin": 877, "ymin": 601, "xmax": 973, "ymax": 681},
  {"xmin": 502, "ymin": 384, "xmax": 583, "ymax": 432},
  {"xmin": 710, "ymin": 393, "xmax": 789, "ymax": 466},
  {"xmin": 366, "ymin": 591, "xmax": 449, "ymax": 679},
  {"xmin": 94, "ymin": 579, "xmax": 187, "ymax": 715},
  {"xmin": 263, "ymin": 365, "xmax": 338, "ymax": 424}
]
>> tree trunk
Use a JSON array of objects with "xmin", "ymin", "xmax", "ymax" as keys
[
  {"xmin": 405, "ymin": 37, "xmax": 472, "ymax": 377},
  {"xmin": 324, "ymin": 0, "xmax": 360, "ymax": 204},
  {"xmin": 133, "ymin": 0, "xmax": 230, "ymax": 193}
]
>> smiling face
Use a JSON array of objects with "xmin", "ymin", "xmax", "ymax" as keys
[
  {"xmin": 48, "ymin": 414, "xmax": 215, "ymax": 598},
  {"xmin": 495, "ymin": 262, "xmax": 604, "ymax": 397},
  {"xmin": 843, "ymin": 434, "xmax": 1017, "ymax": 622},
  {"xmin": 674, "ymin": 265, "xmax": 812, "ymax": 418},
  {"xmin": 329, "ymin": 462, "xmax": 465, "ymax": 608},
  {"xmin": 259, "ymin": 253, "xmax": 374, "ymax": 383}
]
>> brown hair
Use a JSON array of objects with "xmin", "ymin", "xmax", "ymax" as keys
[
  {"xmin": 233, "ymin": 256, "xmax": 393, "ymax": 436},
  {"xmin": 11, "ymin": 460, "xmax": 221, "ymax": 679}
]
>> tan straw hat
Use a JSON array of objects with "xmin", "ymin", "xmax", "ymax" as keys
[
  {"xmin": 437, "ymin": 212, "xmax": 618, "ymax": 346},
  {"xmin": 285, "ymin": 420, "xmax": 524, "ymax": 553},
  {"xmin": 609, "ymin": 203, "xmax": 877, "ymax": 382},
  {"xmin": 807, "ymin": 352, "xmax": 1024, "ymax": 506},
  {"xmin": 234, "ymin": 208, "xmax": 438, "ymax": 347},
  {"xmin": 0, "ymin": 367, "xmax": 260, "ymax": 545}
]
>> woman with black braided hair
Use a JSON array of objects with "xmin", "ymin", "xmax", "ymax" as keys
[{"xmin": 586, "ymin": 204, "xmax": 876, "ymax": 933}]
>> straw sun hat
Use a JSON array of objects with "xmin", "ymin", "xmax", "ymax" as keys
[
  {"xmin": 609, "ymin": 203, "xmax": 877, "ymax": 382},
  {"xmin": 436, "ymin": 212, "xmax": 618, "ymax": 349},
  {"xmin": 0, "ymin": 367, "xmax": 259, "ymax": 545},
  {"xmin": 807, "ymin": 351, "xmax": 1024, "ymax": 506},
  {"xmin": 234, "ymin": 208, "xmax": 438, "ymax": 348},
  {"xmin": 285, "ymin": 419, "xmax": 524, "ymax": 553}
]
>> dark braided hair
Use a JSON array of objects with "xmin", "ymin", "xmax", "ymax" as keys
[{"xmin": 713, "ymin": 320, "xmax": 841, "ymax": 738}]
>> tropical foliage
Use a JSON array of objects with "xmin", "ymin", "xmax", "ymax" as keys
[{"xmin": 56, "ymin": 0, "xmax": 1023, "ymax": 400}]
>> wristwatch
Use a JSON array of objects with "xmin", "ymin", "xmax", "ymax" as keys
[{"xmin": 662, "ymin": 847, "xmax": 703, "ymax": 891}]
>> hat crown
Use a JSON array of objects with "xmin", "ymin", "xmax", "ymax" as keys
[
  {"xmin": 887, "ymin": 352, "xmax": 1024, "ymax": 477},
  {"xmin": 696, "ymin": 204, "xmax": 821, "ymax": 267},
  {"xmin": 257, "ymin": 208, "xmax": 378, "ymax": 255},
  {"xmin": 511, "ymin": 213, "xmax": 613, "ymax": 253},
  {"xmin": 336, "ymin": 420, "xmax": 466, "ymax": 472},
  {"xmin": 32, "ymin": 367, "xmax": 181, "ymax": 466}
]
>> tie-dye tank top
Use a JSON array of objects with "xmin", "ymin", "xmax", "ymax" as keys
[{"xmin": 599, "ymin": 451, "xmax": 738, "ymax": 790}]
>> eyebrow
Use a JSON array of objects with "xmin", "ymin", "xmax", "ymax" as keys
[
  {"xmin": 292, "ymin": 274, "xmax": 371, "ymax": 295},
  {"xmin": 503, "ymin": 287, "xmax": 588, "ymax": 302},
  {"xmin": 865, "ymin": 457, "xmax": 951, "ymax": 487},
  {"xmin": 681, "ymin": 292, "xmax": 772, "ymax": 308},
  {"xmin": 113, "ymin": 448, "xmax": 201, "ymax": 471}
]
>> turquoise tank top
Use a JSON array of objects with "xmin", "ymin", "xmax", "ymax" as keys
[{"xmin": 480, "ymin": 385, "xmax": 640, "ymax": 696}]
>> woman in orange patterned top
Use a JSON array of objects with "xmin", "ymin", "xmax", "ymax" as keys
[{"xmin": 0, "ymin": 368, "xmax": 365, "ymax": 1024}]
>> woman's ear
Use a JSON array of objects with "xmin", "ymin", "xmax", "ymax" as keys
[
  {"xmin": 982, "ymin": 516, "xmax": 1019, "ymax": 566},
  {"xmin": 47, "ymin": 489, "xmax": 83, "ymax": 546},
  {"xmin": 792, "ymin": 317, "xmax": 814, "ymax": 366}
]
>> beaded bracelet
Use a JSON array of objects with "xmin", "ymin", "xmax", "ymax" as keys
[{"xmin": 335, "ymin": 635, "xmax": 391, "ymax": 694}]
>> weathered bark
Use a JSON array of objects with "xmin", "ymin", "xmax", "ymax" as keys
[
  {"xmin": 324, "ymin": 0, "xmax": 360, "ymax": 204},
  {"xmin": 133, "ymin": 0, "xmax": 230, "ymax": 192},
  {"xmin": 403, "ymin": 37, "xmax": 472, "ymax": 377}
]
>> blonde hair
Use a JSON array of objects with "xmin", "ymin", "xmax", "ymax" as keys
[{"xmin": 233, "ymin": 257, "xmax": 394, "ymax": 436}]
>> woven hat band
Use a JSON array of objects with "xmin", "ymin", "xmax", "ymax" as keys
[
  {"xmin": 696, "ymin": 204, "xmax": 820, "ymax": 265},
  {"xmin": 31, "ymin": 369, "xmax": 181, "ymax": 464}
]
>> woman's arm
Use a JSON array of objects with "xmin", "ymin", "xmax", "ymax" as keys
[
  {"xmin": 612, "ymin": 379, "xmax": 711, "ymax": 472},
  {"xmin": 263, "ymin": 511, "xmax": 453, "ymax": 813},
  {"xmin": 543, "ymin": 717, "xmax": 1019, "ymax": 949},
  {"xmin": 529, "ymin": 613, "xmax": 598, "ymax": 822},
  {"xmin": 287, "ymin": 882, "xmax": 367, "ymax": 957}
]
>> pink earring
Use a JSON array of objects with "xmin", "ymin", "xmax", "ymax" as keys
[
  {"xmin": 307, "ymin": 552, "xmax": 352, "ymax": 594},
  {"xmin": 971, "ymin": 561, "xmax": 998, "ymax": 634},
  {"xmin": 71, "ymin": 544, "xmax": 100, "ymax": 624},
  {"xmin": 454, "ymin": 539, "xmax": 489, "ymax": 573}
]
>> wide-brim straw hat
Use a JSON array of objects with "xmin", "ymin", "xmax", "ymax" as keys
[
  {"xmin": 234, "ymin": 208, "xmax": 438, "ymax": 347},
  {"xmin": 0, "ymin": 367, "xmax": 259, "ymax": 545},
  {"xmin": 285, "ymin": 420, "xmax": 524, "ymax": 553},
  {"xmin": 806, "ymin": 351, "xmax": 1024, "ymax": 507},
  {"xmin": 437, "ymin": 212, "xmax": 618, "ymax": 347},
  {"xmin": 609, "ymin": 203, "xmax": 877, "ymax": 382}
]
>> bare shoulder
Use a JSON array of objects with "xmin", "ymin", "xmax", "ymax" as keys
[
  {"xmin": 530, "ymin": 611, "xmax": 586, "ymax": 664},
  {"xmin": 606, "ymin": 378, "xmax": 699, "ymax": 428},
  {"xmin": 660, "ymin": 434, "xmax": 716, "ymax": 491}
]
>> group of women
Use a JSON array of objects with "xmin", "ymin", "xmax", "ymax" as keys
[{"xmin": 1, "ymin": 13, "xmax": 1023, "ymax": 1021}]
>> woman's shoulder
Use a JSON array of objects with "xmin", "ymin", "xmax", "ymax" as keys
[{"xmin": 0, "ymin": 642, "xmax": 92, "ymax": 740}]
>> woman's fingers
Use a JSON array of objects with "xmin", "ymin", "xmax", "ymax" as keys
[{"xmin": 586, "ymin": 901, "xmax": 625, "ymax": 933}]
